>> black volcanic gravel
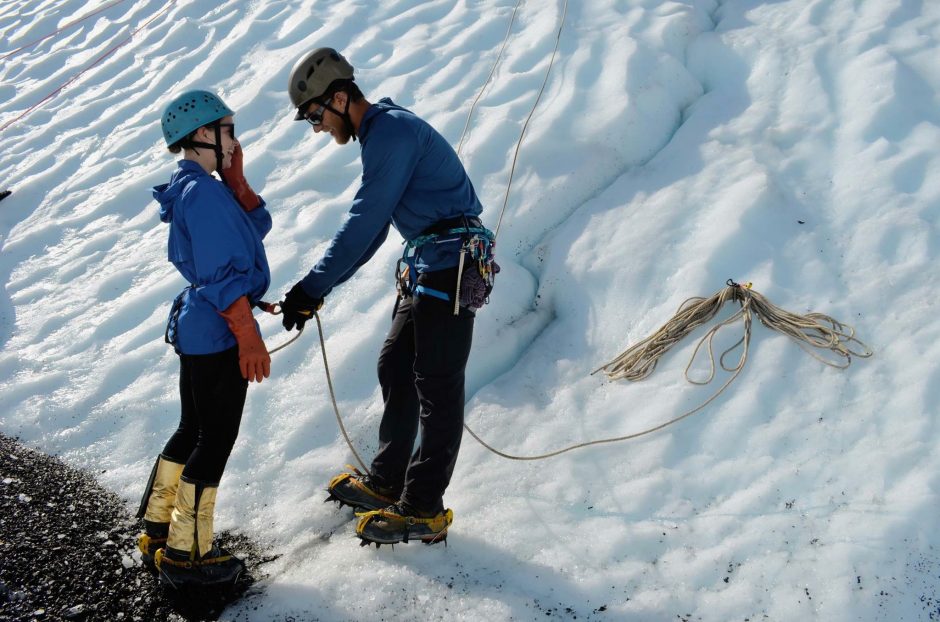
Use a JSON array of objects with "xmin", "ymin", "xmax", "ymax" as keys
[{"xmin": 0, "ymin": 434, "xmax": 269, "ymax": 621}]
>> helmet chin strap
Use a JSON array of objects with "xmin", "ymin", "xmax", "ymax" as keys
[
  {"xmin": 341, "ymin": 96, "xmax": 356, "ymax": 142},
  {"xmin": 323, "ymin": 97, "xmax": 357, "ymax": 142},
  {"xmin": 188, "ymin": 122, "xmax": 226, "ymax": 175}
]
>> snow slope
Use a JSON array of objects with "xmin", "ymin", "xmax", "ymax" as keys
[{"xmin": 1, "ymin": 0, "xmax": 939, "ymax": 619}]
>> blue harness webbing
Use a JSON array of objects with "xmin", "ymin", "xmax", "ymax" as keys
[{"xmin": 397, "ymin": 219, "xmax": 495, "ymax": 302}]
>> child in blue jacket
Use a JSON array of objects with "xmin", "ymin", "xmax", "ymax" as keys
[{"xmin": 136, "ymin": 90, "xmax": 271, "ymax": 588}]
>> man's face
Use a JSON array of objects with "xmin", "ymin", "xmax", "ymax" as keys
[{"xmin": 305, "ymin": 94, "xmax": 351, "ymax": 145}]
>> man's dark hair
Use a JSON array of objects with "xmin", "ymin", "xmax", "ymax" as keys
[{"xmin": 324, "ymin": 79, "xmax": 364, "ymax": 103}]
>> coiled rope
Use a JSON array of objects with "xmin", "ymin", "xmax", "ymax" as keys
[
  {"xmin": 299, "ymin": 1, "xmax": 871, "ymax": 465},
  {"xmin": 461, "ymin": 280, "xmax": 872, "ymax": 460}
]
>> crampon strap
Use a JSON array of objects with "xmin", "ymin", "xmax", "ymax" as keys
[
  {"xmin": 156, "ymin": 549, "xmax": 235, "ymax": 570},
  {"xmin": 356, "ymin": 508, "xmax": 454, "ymax": 543}
]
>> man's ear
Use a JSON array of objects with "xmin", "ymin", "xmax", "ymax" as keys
[{"xmin": 332, "ymin": 90, "xmax": 348, "ymax": 108}]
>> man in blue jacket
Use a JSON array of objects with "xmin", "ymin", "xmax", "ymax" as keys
[{"xmin": 282, "ymin": 47, "xmax": 493, "ymax": 546}]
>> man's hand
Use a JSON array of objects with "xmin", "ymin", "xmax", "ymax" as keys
[
  {"xmin": 281, "ymin": 282, "xmax": 323, "ymax": 331},
  {"xmin": 220, "ymin": 142, "xmax": 261, "ymax": 211}
]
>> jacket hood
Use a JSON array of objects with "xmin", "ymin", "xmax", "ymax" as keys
[{"xmin": 154, "ymin": 160, "xmax": 208, "ymax": 223}]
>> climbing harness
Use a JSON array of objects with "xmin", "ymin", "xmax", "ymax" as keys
[
  {"xmin": 396, "ymin": 216, "xmax": 499, "ymax": 314},
  {"xmin": 163, "ymin": 292, "xmax": 300, "ymax": 356},
  {"xmin": 456, "ymin": 230, "xmax": 500, "ymax": 313},
  {"xmin": 163, "ymin": 287, "xmax": 190, "ymax": 354}
]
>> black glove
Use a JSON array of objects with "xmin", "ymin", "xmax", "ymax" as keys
[{"xmin": 281, "ymin": 282, "xmax": 323, "ymax": 331}]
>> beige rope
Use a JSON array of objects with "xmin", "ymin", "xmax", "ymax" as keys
[
  {"xmin": 313, "ymin": 313, "xmax": 370, "ymax": 473},
  {"xmin": 456, "ymin": 0, "xmax": 523, "ymax": 159},
  {"xmin": 463, "ymin": 282, "xmax": 872, "ymax": 461},
  {"xmin": 267, "ymin": 327, "xmax": 302, "ymax": 355},
  {"xmin": 495, "ymin": 0, "xmax": 568, "ymax": 238},
  {"xmin": 311, "ymin": 0, "xmax": 570, "ymax": 468}
]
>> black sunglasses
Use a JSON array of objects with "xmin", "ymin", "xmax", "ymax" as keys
[
  {"xmin": 304, "ymin": 98, "xmax": 332, "ymax": 127},
  {"xmin": 218, "ymin": 122, "xmax": 235, "ymax": 139}
]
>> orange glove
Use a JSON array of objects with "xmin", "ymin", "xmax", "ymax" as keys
[
  {"xmin": 219, "ymin": 296, "xmax": 270, "ymax": 382},
  {"xmin": 220, "ymin": 143, "xmax": 261, "ymax": 212}
]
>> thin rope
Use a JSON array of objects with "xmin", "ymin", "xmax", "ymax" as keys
[
  {"xmin": 310, "ymin": 0, "xmax": 568, "ymax": 469},
  {"xmin": 314, "ymin": 313, "xmax": 369, "ymax": 473},
  {"xmin": 0, "ymin": 0, "xmax": 129, "ymax": 61},
  {"xmin": 460, "ymin": 282, "xmax": 872, "ymax": 461},
  {"xmin": 495, "ymin": 0, "xmax": 568, "ymax": 238},
  {"xmin": 267, "ymin": 327, "xmax": 302, "ymax": 355},
  {"xmin": 455, "ymin": 0, "xmax": 522, "ymax": 158},
  {"xmin": 0, "ymin": 0, "xmax": 175, "ymax": 134},
  {"xmin": 297, "ymin": 1, "xmax": 873, "ymax": 465}
]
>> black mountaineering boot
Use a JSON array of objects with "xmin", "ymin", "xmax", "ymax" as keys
[
  {"xmin": 326, "ymin": 467, "xmax": 399, "ymax": 512},
  {"xmin": 356, "ymin": 502, "xmax": 453, "ymax": 547},
  {"xmin": 154, "ymin": 478, "xmax": 245, "ymax": 589},
  {"xmin": 139, "ymin": 520, "xmax": 169, "ymax": 570}
]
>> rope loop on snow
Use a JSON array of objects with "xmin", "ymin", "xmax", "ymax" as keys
[{"xmin": 461, "ymin": 281, "xmax": 872, "ymax": 461}]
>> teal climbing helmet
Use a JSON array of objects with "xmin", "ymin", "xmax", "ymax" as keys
[{"xmin": 161, "ymin": 90, "xmax": 234, "ymax": 147}]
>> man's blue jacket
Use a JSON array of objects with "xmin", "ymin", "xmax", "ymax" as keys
[
  {"xmin": 300, "ymin": 98, "xmax": 483, "ymax": 299},
  {"xmin": 154, "ymin": 160, "xmax": 272, "ymax": 355}
]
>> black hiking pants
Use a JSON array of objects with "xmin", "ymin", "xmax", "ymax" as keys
[
  {"xmin": 161, "ymin": 346, "xmax": 247, "ymax": 484},
  {"xmin": 370, "ymin": 269, "xmax": 475, "ymax": 514}
]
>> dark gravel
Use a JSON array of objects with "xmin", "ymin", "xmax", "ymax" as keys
[{"xmin": 0, "ymin": 434, "xmax": 271, "ymax": 621}]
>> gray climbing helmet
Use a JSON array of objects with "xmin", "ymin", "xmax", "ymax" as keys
[
  {"xmin": 288, "ymin": 48, "xmax": 354, "ymax": 120},
  {"xmin": 161, "ymin": 90, "xmax": 233, "ymax": 147}
]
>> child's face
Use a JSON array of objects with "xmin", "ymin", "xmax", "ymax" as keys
[{"xmin": 216, "ymin": 115, "xmax": 236, "ymax": 169}]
